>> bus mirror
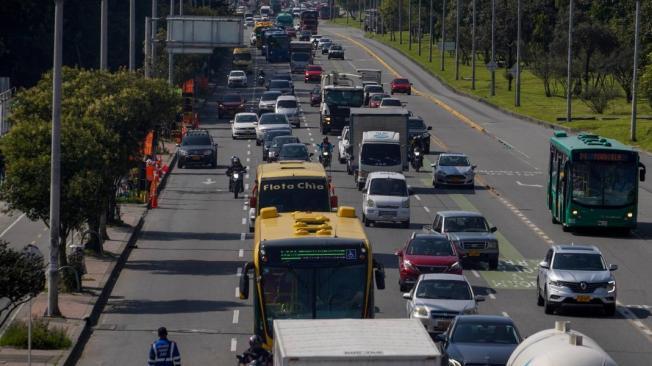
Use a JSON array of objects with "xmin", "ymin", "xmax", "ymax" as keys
[
  {"xmin": 330, "ymin": 195, "xmax": 338, "ymax": 208},
  {"xmin": 239, "ymin": 272, "xmax": 249, "ymax": 300},
  {"xmin": 373, "ymin": 260, "xmax": 386, "ymax": 290},
  {"xmin": 639, "ymin": 163, "xmax": 646, "ymax": 182},
  {"xmin": 249, "ymin": 196, "xmax": 257, "ymax": 208}
]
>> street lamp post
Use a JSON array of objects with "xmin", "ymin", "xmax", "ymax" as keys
[
  {"xmin": 428, "ymin": 0, "xmax": 433, "ymax": 62},
  {"xmin": 169, "ymin": 0, "xmax": 175, "ymax": 85},
  {"xmin": 566, "ymin": 0, "xmax": 573, "ymax": 122},
  {"xmin": 145, "ymin": 17, "xmax": 151, "ymax": 78},
  {"xmin": 490, "ymin": 0, "xmax": 495, "ymax": 96},
  {"xmin": 129, "ymin": 0, "xmax": 135, "ymax": 71},
  {"xmin": 399, "ymin": 0, "xmax": 402, "ymax": 44},
  {"xmin": 440, "ymin": 0, "xmax": 445, "ymax": 70},
  {"xmin": 418, "ymin": 0, "xmax": 422, "ymax": 56},
  {"xmin": 49, "ymin": 0, "xmax": 64, "ymax": 318},
  {"xmin": 471, "ymin": 0, "xmax": 476, "ymax": 90},
  {"xmin": 408, "ymin": 0, "xmax": 412, "ymax": 50},
  {"xmin": 455, "ymin": 0, "xmax": 460, "ymax": 80},
  {"xmin": 631, "ymin": 0, "xmax": 641, "ymax": 141},
  {"xmin": 515, "ymin": 0, "xmax": 521, "ymax": 106},
  {"xmin": 152, "ymin": 0, "xmax": 158, "ymax": 74},
  {"xmin": 100, "ymin": 0, "xmax": 108, "ymax": 70}
]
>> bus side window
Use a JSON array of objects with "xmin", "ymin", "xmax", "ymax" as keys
[{"xmin": 550, "ymin": 147, "xmax": 558, "ymax": 188}]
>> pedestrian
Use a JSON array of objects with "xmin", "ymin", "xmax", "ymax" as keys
[{"xmin": 148, "ymin": 327, "xmax": 181, "ymax": 366}]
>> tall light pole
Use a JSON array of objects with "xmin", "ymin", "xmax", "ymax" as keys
[
  {"xmin": 471, "ymin": 0, "xmax": 476, "ymax": 90},
  {"xmin": 418, "ymin": 0, "xmax": 422, "ymax": 56},
  {"xmin": 129, "ymin": 0, "xmax": 135, "ymax": 70},
  {"xmin": 428, "ymin": 0, "xmax": 433, "ymax": 62},
  {"xmin": 152, "ymin": 0, "xmax": 158, "ymax": 74},
  {"xmin": 100, "ymin": 0, "xmax": 108, "ymax": 70},
  {"xmin": 145, "ymin": 17, "xmax": 151, "ymax": 78},
  {"xmin": 455, "ymin": 0, "xmax": 460, "ymax": 80},
  {"xmin": 566, "ymin": 0, "xmax": 573, "ymax": 122},
  {"xmin": 440, "ymin": 0, "xmax": 446, "ymax": 70},
  {"xmin": 515, "ymin": 0, "xmax": 521, "ymax": 106},
  {"xmin": 399, "ymin": 0, "xmax": 403, "ymax": 44},
  {"xmin": 408, "ymin": 0, "xmax": 412, "ymax": 49},
  {"xmin": 490, "ymin": 0, "xmax": 495, "ymax": 96},
  {"xmin": 49, "ymin": 0, "xmax": 64, "ymax": 318},
  {"xmin": 180, "ymin": 0, "xmax": 184, "ymax": 15},
  {"xmin": 169, "ymin": 0, "xmax": 175, "ymax": 84},
  {"xmin": 631, "ymin": 0, "xmax": 641, "ymax": 141}
]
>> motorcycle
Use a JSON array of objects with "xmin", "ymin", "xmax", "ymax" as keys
[
  {"xmin": 410, "ymin": 146, "xmax": 423, "ymax": 172},
  {"xmin": 319, "ymin": 150, "xmax": 331, "ymax": 168},
  {"xmin": 230, "ymin": 170, "xmax": 245, "ymax": 198},
  {"xmin": 256, "ymin": 70, "xmax": 265, "ymax": 86},
  {"xmin": 236, "ymin": 350, "xmax": 272, "ymax": 366}
]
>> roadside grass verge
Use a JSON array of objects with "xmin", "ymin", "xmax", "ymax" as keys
[
  {"xmin": 0, "ymin": 319, "xmax": 72, "ymax": 349},
  {"xmin": 327, "ymin": 19, "xmax": 652, "ymax": 151}
]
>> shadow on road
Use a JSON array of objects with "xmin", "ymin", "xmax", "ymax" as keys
[
  {"xmin": 125, "ymin": 259, "xmax": 242, "ymax": 276},
  {"xmin": 105, "ymin": 299, "xmax": 243, "ymax": 314},
  {"xmin": 140, "ymin": 230, "xmax": 242, "ymax": 241}
]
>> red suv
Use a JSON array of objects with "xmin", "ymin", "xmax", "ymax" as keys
[
  {"xmin": 395, "ymin": 232, "xmax": 462, "ymax": 292},
  {"xmin": 304, "ymin": 65, "xmax": 323, "ymax": 83},
  {"xmin": 217, "ymin": 93, "xmax": 246, "ymax": 119},
  {"xmin": 390, "ymin": 77, "xmax": 412, "ymax": 95}
]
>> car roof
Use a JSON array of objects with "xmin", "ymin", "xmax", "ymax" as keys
[
  {"xmin": 455, "ymin": 315, "xmax": 516, "ymax": 324},
  {"xmin": 262, "ymin": 91, "xmax": 282, "ymax": 96},
  {"xmin": 185, "ymin": 129, "xmax": 210, "ymax": 136},
  {"xmin": 437, "ymin": 211, "xmax": 484, "ymax": 218},
  {"xmin": 367, "ymin": 171, "xmax": 406, "ymax": 180},
  {"xmin": 281, "ymin": 143, "xmax": 306, "ymax": 148},
  {"xmin": 273, "ymin": 135, "xmax": 299, "ymax": 141},
  {"xmin": 552, "ymin": 244, "xmax": 601, "ymax": 254},
  {"xmin": 411, "ymin": 232, "xmax": 448, "ymax": 240},
  {"xmin": 270, "ymin": 79, "xmax": 290, "ymax": 83},
  {"xmin": 277, "ymin": 95, "xmax": 297, "ymax": 101},
  {"xmin": 381, "ymin": 98, "xmax": 401, "ymax": 102},
  {"xmin": 230, "ymin": 70, "xmax": 245, "ymax": 73},
  {"xmin": 418, "ymin": 273, "xmax": 467, "ymax": 282},
  {"xmin": 439, "ymin": 152, "xmax": 468, "ymax": 157}
]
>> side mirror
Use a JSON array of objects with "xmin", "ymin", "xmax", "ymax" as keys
[
  {"xmin": 434, "ymin": 334, "xmax": 448, "ymax": 343},
  {"xmin": 408, "ymin": 187, "xmax": 414, "ymax": 195},
  {"xmin": 373, "ymin": 260, "xmax": 386, "ymax": 290},
  {"xmin": 609, "ymin": 264, "xmax": 618, "ymax": 271},
  {"xmin": 427, "ymin": 126, "xmax": 432, "ymax": 130},
  {"xmin": 249, "ymin": 196, "xmax": 257, "ymax": 208},
  {"xmin": 337, "ymin": 136, "xmax": 342, "ymax": 140},
  {"xmin": 639, "ymin": 163, "xmax": 646, "ymax": 182},
  {"xmin": 474, "ymin": 295, "xmax": 485, "ymax": 302},
  {"xmin": 402, "ymin": 292, "xmax": 411, "ymax": 300},
  {"xmin": 490, "ymin": 226, "xmax": 497, "ymax": 233},
  {"xmin": 330, "ymin": 195, "xmax": 339, "ymax": 208},
  {"xmin": 539, "ymin": 261, "xmax": 549, "ymax": 269},
  {"xmin": 238, "ymin": 262, "xmax": 253, "ymax": 300},
  {"xmin": 472, "ymin": 165, "xmax": 477, "ymax": 169},
  {"xmin": 394, "ymin": 249, "xmax": 403, "ymax": 257}
]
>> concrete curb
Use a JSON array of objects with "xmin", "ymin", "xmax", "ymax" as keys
[{"xmin": 60, "ymin": 152, "xmax": 177, "ymax": 366}]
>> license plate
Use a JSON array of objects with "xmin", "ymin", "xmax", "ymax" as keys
[
  {"xmin": 597, "ymin": 220, "xmax": 608, "ymax": 227},
  {"xmin": 192, "ymin": 156, "xmax": 201, "ymax": 161},
  {"xmin": 576, "ymin": 295, "xmax": 591, "ymax": 303},
  {"xmin": 379, "ymin": 211, "xmax": 396, "ymax": 217},
  {"xmin": 467, "ymin": 250, "xmax": 480, "ymax": 257}
]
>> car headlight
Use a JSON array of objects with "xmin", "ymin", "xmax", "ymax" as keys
[
  {"xmin": 403, "ymin": 259, "xmax": 417, "ymax": 271},
  {"xmin": 219, "ymin": 104, "xmax": 224, "ymax": 108},
  {"xmin": 179, "ymin": 149, "xmax": 188, "ymax": 156},
  {"xmin": 422, "ymin": 132, "xmax": 430, "ymax": 138},
  {"xmin": 549, "ymin": 280, "xmax": 565, "ymax": 288},
  {"xmin": 322, "ymin": 151, "xmax": 329, "ymax": 156},
  {"xmin": 414, "ymin": 151, "xmax": 420, "ymax": 156},
  {"xmin": 366, "ymin": 199, "xmax": 375, "ymax": 207},
  {"xmin": 401, "ymin": 199, "xmax": 410, "ymax": 208},
  {"xmin": 606, "ymin": 280, "xmax": 616, "ymax": 293},
  {"xmin": 486, "ymin": 241, "xmax": 498, "ymax": 249},
  {"xmin": 463, "ymin": 307, "xmax": 476, "ymax": 314},
  {"xmin": 413, "ymin": 306, "xmax": 429, "ymax": 318},
  {"xmin": 450, "ymin": 240, "xmax": 461, "ymax": 247},
  {"xmin": 203, "ymin": 150, "xmax": 213, "ymax": 155}
]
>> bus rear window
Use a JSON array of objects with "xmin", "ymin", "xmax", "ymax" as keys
[{"xmin": 259, "ymin": 178, "xmax": 330, "ymax": 212}]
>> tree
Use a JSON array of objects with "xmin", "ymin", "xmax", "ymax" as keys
[
  {"xmin": 642, "ymin": 52, "xmax": 652, "ymax": 108},
  {"xmin": 0, "ymin": 241, "xmax": 45, "ymax": 328}
]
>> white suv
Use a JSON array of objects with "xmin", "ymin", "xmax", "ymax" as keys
[
  {"xmin": 227, "ymin": 70, "xmax": 248, "ymax": 87},
  {"xmin": 274, "ymin": 95, "xmax": 300, "ymax": 127},
  {"xmin": 362, "ymin": 172, "xmax": 411, "ymax": 228}
]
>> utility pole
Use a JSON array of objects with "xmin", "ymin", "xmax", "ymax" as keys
[
  {"xmin": 408, "ymin": 0, "xmax": 412, "ymax": 49},
  {"xmin": 169, "ymin": 0, "xmax": 175, "ymax": 84},
  {"xmin": 440, "ymin": 0, "xmax": 445, "ymax": 70},
  {"xmin": 399, "ymin": 0, "xmax": 402, "ymax": 44},
  {"xmin": 180, "ymin": 0, "xmax": 184, "ymax": 15},
  {"xmin": 455, "ymin": 0, "xmax": 460, "ymax": 80},
  {"xmin": 152, "ymin": 0, "xmax": 157, "ymax": 75},
  {"xmin": 631, "ymin": 0, "xmax": 640, "ymax": 141},
  {"xmin": 129, "ymin": 0, "xmax": 135, "ymax": 70},
  {"xmin": 490, "ymin": 0, "xmax": 495, "ymax": 96},
  {"xmin": 515, "ymin": 0, "xmax": 521, "ymax": 106},
  {"xmin": 566, "ymin": 0, "xmax": 573, "ymax": 122},
  {"xmin": 145, "ymin": 17, "xmax": 151, "ymax": 78},
  {"xmin": 428, "ymin": 0, "xmax": 433, "ymax": 62},
  {"xmin": 418, "ymin": 0, "xmax": 422, "ymax": 56},
  {"xmin": 49, "ymin": 0, "xmax": 64, "ymax": 318},
  {"xmin": 100, "ymin": 0, "xmax": 108, "ymax": 70},
  {"xmin": 471, "ymin": 0, "xmax": 476, "ymax": 90}
]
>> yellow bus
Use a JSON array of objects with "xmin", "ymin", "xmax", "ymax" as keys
[
  {"xmin": 247, "ymin": 161, "xmax": 338, "ymax": 232},
  {"xmin": 232, "ymin": 47, "xmax": 252, "ymax": 72},
  {"xmin": 239, "ymin": 206, "xmax": 386, "ymax": 349},
  {"xmin": 253, "ymin": 21, "xmax": 274, "ymax": 48}
]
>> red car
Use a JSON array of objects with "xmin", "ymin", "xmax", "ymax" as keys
[
  {"xmin": 217, "ymin": 93, "xmax": 246, "ymax": 119},
  {"xmin": 285, "ymin": 27, "xmax": 297, "ymax": 38},
  {"xmin": 368, "ymin": 93, "xmax": 390, "ymax": 108},
  {"xmin": 395, "ymin": 232, "xmax": 462, "ymax": 292},
  {"xmin": 304, "ymin": 64, "xmax": 323, "ymax": 83},
  {"xmin": 390, "ymin": 77, "xmax": 412, "ymax": 95}
]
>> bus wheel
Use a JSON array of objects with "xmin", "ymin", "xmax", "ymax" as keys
[
  {"xmin": 551, "ymin": 216, "xmax": 559, "ymax": 224},
  {"xmin": 562, "ymin": 224, "xmax": 571, "ymax": 232}
]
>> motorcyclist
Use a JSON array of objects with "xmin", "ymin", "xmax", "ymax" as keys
[
  {"xmin": 318, "ymin": 137, "xmax": 334, "ymax": 164},
  {"xmin": 237, "ymin": 335, "xmax": 271, "ymax": 365},
  {"xmin": 226, "ymin": 156, "xmax": 246, "ymax": 191}
]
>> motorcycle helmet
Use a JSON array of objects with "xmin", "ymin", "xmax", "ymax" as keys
[
  {"xmin": 249, "ymin": 335, "xmax": 263, "ymax": 347},
  {"xmin": 232, "ymin": 156, "xmax": 241, "ymax": 166}
]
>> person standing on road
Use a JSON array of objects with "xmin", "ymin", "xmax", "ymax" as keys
[{"xmin": 148, "ymin": 327, "xmax": 181, "ymax": 366}]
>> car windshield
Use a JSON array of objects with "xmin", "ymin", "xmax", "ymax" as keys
[
  {"xmin": 407, "ymin": 238, "xmax": 454, "ymax": 256},
  {"xmin": 451, "ymin": 322, "xmax": 520, "ymax": 344},
  {"xmin": 381, "ymin": 99, "xmax": 402, "ymax": 107},
  {"xmin": 230, "ymin": 71, "xmax": 245, "ymax": 77},
  {"xmin": 320, "ymin": 38, "xmax": 331, "ymax": 43},
  {"xmin": 259, "ymin": 114, "xmax": 288, "ymax": 125},
  {"xmin": 368, "ymin": 178, "xmax": 407, "ymax": 196},
  {"xmin": 280, "ymin": 145, "xmax": 309, "ymax": 160},
  {"xmin": 235, "ymin": 114, "xmax": 257, "ymax": 123},
  {"xmin": 361, "ymin": 144, "xmax": 401, "ymax": 166},
  {"xmin": 291, "ymin": 53, "xmax": 310, "ymax": 61},
  {"xmin": 311, "ymin": 87, "xmax": 320, "ymax": 94},
  {"xmin": 371, "ymin": 94, "xmax": 389, "ymax": 101},
  {"xmin": 223, "ymin": 95, "xmax": 242, "ymax": 103},
  {"xmin": 182, "ymin": 135, "xmax": 211, "ymax": 146},
  {"xmin": 330, "ymin": 45, "xmax": 342, "ymax": 50},
  {"xmin": 444, "ymin": 216, "xmax": 489, "ymax": 233},
  {"xmin": 324, "ymin": 90, "xmax": 364, "ymax": 107},
  {"xmin": 552, "ymin": 253, "xmax": 606, "ymax": 271},
  {"xmin": 439, "ymin": 155, "xmax": 470, "ymax": 166},
  {"xmin": 394, "ymin": 78, "xmax": 409, "ymax": 84},
  {"xmin": 264, "ymin": 130, "xmax": 291, "ymax": 142},
  {"xmin": 571, "ymin": 162, "xmax": 637, "ymax": 207},
  {"xmin": 272, "ymin": 137, "xmax": 299, "ymax": 147},
  {"xmin": 261, "ymin": 92, "xmax": 282, "ymax": 101},
  {"xmin": 416, "ymin": 280, "xmax": 471, "ymax": 300},
  {"xmin": 366, "ymin": 86, "xmax": 383, "ymax": 93},
  {"xmin": 409, "ymin": 118, "xmax": 426, "ymax": 130},
  {"xmin": 270, "ymin": 80, "xmax": 291, "ymax": 88},
  {"xmin": 307, "ymin": 66, "xmax": 322, "ymax": 71},
  {"xmin": 277, "ymin": 100, "xmax": 297, "ymax": 108}
]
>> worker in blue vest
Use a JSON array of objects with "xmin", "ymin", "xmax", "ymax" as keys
[{"xmin": 148, "ymin": 327, "xmax": 181, "ymax": 366}]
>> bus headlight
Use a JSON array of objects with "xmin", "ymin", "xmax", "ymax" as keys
[
  {"xmin": 413, "ymin": 306, "xmax": 429, "ymax": 318},
  {"xmin": 572, "ymin": 209, "xmax": 579, "ymax": 215},
  {"xmin": 626, "ymin": 212, "xmax": 633, "ymax": 218}
]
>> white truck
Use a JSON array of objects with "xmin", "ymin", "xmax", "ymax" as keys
[
  {"xmin": 273, "ymin": 318, "xmax": 443, "ymax": 366},
  {"xmin": 506, "ymin": 321, "xmax": 617, "ymax": 366},
  {"xmin": 320, "ymin": 72, "xmax": 365, "ymax": 134},
  {"xmin": 357, "ymin": 68, "xmax": 382, "ymax": 87},
  {"xmin": 347, "ymin": 108, "xmax": 409, "ymax": 190}
]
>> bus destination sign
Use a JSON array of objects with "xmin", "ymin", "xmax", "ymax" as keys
[
  {"xmin": 279, "ymin": 248, "xmax": 358, "ymax": 262},
  {"xmin": 576, "ymin": 151, "xmax": 634, "ymax": 162}
]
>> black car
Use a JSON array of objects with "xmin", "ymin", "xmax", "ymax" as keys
[
  {"xmin": 299, "ymin": 30, "xmax": 312, "ymax": 41},
  {"xmin": 436, "ymin": 315, "xmax": 522, "ymax": 366},
  {"xmin": 177, "ymin": 130, "xmax": 217, "ymax": 168},
  {"xmin": 408, "ymin": 116, "xmax": 432, "ymax": 153},
  {"xmin": 278, "ymin": 143, "xmax": 311, "ymax": 161},
  {"xmin": 262, "ymin": 129, "xmax": 293, "ymax": 161},
  {"xmin": 268, "ymin": 135, "xmax": 301, "ymax": 161}
]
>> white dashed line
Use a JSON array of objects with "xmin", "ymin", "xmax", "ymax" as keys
[
  {"xmin": 232, "ymin": 310, "xmax": 240, "ymax": 324},
  {"xmin": 310, "ymin": 137, "xmax": 314, "ymax": 141},
  {"xmin": 414, "ymin": 195, "xmax": 421, "ymax": 201},
  {"xmin": 423, "ymin": 206, "xmax": 430, "ymax": 213},
  {"xmin": 230, "ymin": 338, "xmax": 237, "ymax": 352},
  {"xmin": 245, "ymin": 183, "xmax": 249, "ymax": 190},
  {"xmin": 239, "ymin": 249, "xmax": 244, "ymax": 257},
  {"xmin": 489, "ymin": 293, "xmax": 496, "ymax": 300},
  {"xmin": 246, "ymin": 157, "xmax": 250, "ymax": 162},
  {"xmin": 243, "ymin": 206, "xmax": 247, "ymax": 211},
  {"xmin": 236, "ymin": 267, "xmax": 242, "ymax": 277},
  {"xmin": 245, "ymin": 174, "xmax": 249, "ymax": 179},
  {"xmin": 235, "ymin": 287, "xmax": 240, "ymax": 298},
  {"xmin": 471, "ymin": 270, "xmax": 480, "ymax": 278},
  {"xmin": 240, "ymin": 233, "xmax": 246, "ymax": 241},
  {"xmin": 247, "ymin": 150, "xmax": 250, "ymax": 155},
  {"xmin": 241, "ymin": 218, "xmax": 246, "ymax": 225},
  {"xmin": 501, "ymin": 311, "xmax": 509, "ymax": 317}
]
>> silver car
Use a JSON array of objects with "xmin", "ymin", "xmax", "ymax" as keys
[
  {"xmin": 404, "ymin": 273, "xmax": 484, "ymax": 333},
  {"xmin": 227, "ymin": 70, "xmax": 248, "ymax": 87},
  {"xmin": 258, "ymin": 91, "xmax": 282, "ymax": 115},
  {"xmin": 537, "ymin": 245, "xmax": 617, "ymax": 316},
  {"xmin": 431, "ymin": 153, "xmax": 476, "ymax": 188}
]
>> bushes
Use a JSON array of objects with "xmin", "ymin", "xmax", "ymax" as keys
[{"xmin": 0, "ymin": 319, "xmax": 72, "ymax": 350}]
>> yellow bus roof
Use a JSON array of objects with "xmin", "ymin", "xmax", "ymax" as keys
[
  {"xmin": 256, "ymin": 161, "xmax": 328, "ymax": 180},
  {"xmin": 233, "ymin": 47, "xmax": 251, "ymax": 54},
  {"xmin": 254, "ymin": 21, "xmax": 274, "ymax": 29},
  {"xmin": 256, "ymin": 207, "xmax": 367, "ymax": 242}
]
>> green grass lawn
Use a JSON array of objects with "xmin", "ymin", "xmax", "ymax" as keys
[{"xmin": 327, "ymin": 18, "xmax": 652, "ymax": 151}]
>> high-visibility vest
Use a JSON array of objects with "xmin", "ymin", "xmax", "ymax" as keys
[{"xmin": 148, "ymin": 339, "xmax": 180, "ymax": 366}]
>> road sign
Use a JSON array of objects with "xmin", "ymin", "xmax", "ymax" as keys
[{"xmin": 486, "ymin": 61, "xmax": 498, "ymax": 72}]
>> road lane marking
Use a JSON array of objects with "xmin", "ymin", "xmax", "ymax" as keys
[
  {"xmin": 414, "ymin": 195, "xmax": 421, "ymax": 201},
  {"xmin": 489, "ymin": 293, "xmax": 496, "ymax": 300},
  {"xmin": 230, "ymin": 338, "xmax": 237, "ymax": 352},
  {"xmin": 243, "ymin": 206, "xmax": 247, "ymax": 211},
  {"xmin": 232, "ymin": 310, "xmax": 240, "ymax": 324},
  {"xmin": 37, "ymin": 233, "xmax": 42, "ymax": 239},
  {"xmin": 239, "ymin": 249, "xmax": 244, "ymax": 257},
  {"xmin": 247, "ymin": 150, "xmax": 250, "ymax": 155},
  {"xmin": 242, "ymin": 218, "xmax": 246, "ymax": 225},
  {"xmin": 516, "ymin": 181, "xmax": 543, "ymax": 188},
  {"xmin": 246, "ymin": 157, "xmax": 250, "ymax": 162},
  {"xmin": 471, "ymin": 270, "xmax": 480, "ymax": 278},
  {"xmin": 236, "ymin": 267, "xmax": 242, "ymax": 277},
  {"xmin": 501, "ymin": 312, "xmax": 510, "ymax": 317},
  {"xmin": 245, "ymin": 183, "xmax": 250, "ymax": 190},
  {"xmin": 423, "ymin": 206, "xmax": 430, "ymax": 213},
  {"xmin": 240, "ymin": 233, "xmax": 246, "ymax": 241},
  {"xmin": 235, "ymin": 287, "xmax": 240, "ymax": 298},
  {"xmin": 0, "ymin": 213, "xmax": 26, "ymax": 238}
]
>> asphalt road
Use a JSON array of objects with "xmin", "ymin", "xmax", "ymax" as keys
[{"xmin": 75, "ymin": 23, "xmax": 652, "ymax": 365}]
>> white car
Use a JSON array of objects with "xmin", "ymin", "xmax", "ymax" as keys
[
  {"xmin": 255, "ymin": 113, "xmax": 292, "ymax": 145},
  {"xmin": 337, "ymin": 126, "xmax": 351, "ymax": 164},
  {"xmin": 362, "ymin": 171, "xmax": 411, "ymax": 228},
  {"xmin": 245, "ymin": 17, "xmax": 254, "ymax": 27},
  {"xmin": 379, "ymin": 97, "xmax": 404, "ymax": 108},
  {"xmin": 250, "ymin": 32, "xmax": 257, "ymax": 45},
  {"xmin": 227, "ymin": 70, "xmax": 248, "ymax": 87},
  {"xmin": 275, "ymin": 95, "xmax": 301, "ymax": 127},
  {"xmin": 231, "ymin": 112, "xmax": 258, "ymax": 139}
]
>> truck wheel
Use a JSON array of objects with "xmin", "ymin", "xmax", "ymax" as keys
[{"xmin": 401, "ymin": 220, "xmax": 410, "ymax": 229}]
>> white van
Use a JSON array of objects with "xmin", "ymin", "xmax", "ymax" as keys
[{"xmin": 362, "ymin": 172, "xmax": 410, "ymax": 228}]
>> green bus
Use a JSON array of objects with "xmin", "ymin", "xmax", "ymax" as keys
[{"xmin": 548, "ymin": 131, "xmax": 646, "ymax": 231}]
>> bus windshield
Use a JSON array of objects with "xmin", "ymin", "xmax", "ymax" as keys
[
  {"xmin": 258, "ymin": 177, "xmax": 330, "ymax": 212},
  {"xmin": 324, "ymin": 90, "xmax": 364, "ymax": 107},
  {"xmin": 261, "ymin": 264, "xmax": 367, "ymax": 332},
  {"xmin": 572, "ymin": 162, "xmax": 636, "ymax": 207}
]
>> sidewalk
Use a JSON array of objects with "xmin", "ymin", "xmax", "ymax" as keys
[{"xmin": 0, "ymin": 142, "xmax": 177, "ymax": 366}]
